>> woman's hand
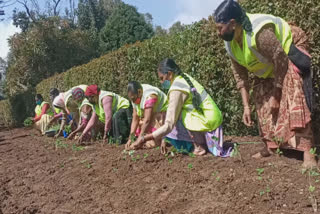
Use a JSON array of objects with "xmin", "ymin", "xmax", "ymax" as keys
[
  {"xmin": 129, "ymin": 137, "xmax": 144, "ymax": 150},
  {"xmin": 242, "ymin": 106, "xmax": 253, "ymax": 127},
  {"xmin": 125, "ymin": 139, "xmax": 132, "ymax": 150},
  {"xmin": 160, "ymin": 140, "xmax": 168, "ymax": 155},
  {"xmin": 103, "ymin": 132, "xmax": 108, "ymax": 144},
  {"xmin": 67, "ymin": 131, "xmax": 77, "ymax": 140}
]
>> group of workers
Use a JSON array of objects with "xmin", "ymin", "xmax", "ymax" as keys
[{"xmin": 31, "ymin": 0, "xmax": 316, "ymax": 168}]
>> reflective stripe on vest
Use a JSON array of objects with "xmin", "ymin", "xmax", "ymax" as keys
[
  {"xmin": 133, "ymin": 84, "xmax": 168, "ymax": 117},
  {"xmin": 224, "ymin": 13, "xmax": 292, "ymax": 78},
  {"xmin": 168, "ymin": 73, "xmax": 223, "ymax": 132}
]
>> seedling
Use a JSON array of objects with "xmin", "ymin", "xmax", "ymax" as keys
[
  {"xmin": 80, "ymin": 160, "xmax": 92, "ymax": 168},
  {"xmin": 23, "ymin": 117, "xmax": 33, "ymax": 127},
  {"xmin": 167, "ymin": 158, "xmax": 173, "ymax": 164},
  {"xmin": 72, "ymin": 144, "xmax": 84, "ymax": 151},
  {"xmin": 143, "ymin": 153, "xmax": 149, "ymax": 159},
  {"xmin": 187, "ymin": 163, "xmax": 193, "ymax": 169},
  {"xmin": 55, "ymin": 139, "xmax": 68, "ymax": 149},
  {"xmin": 188, "ymin": 153, "xmax": 195, "ymax": 158},
  {"xmin": 256, "ymin": 168, "xmax": 264, "ymax": 181},
  {"xmin": 231, "ymin": 143, "xmax": 243, "ymax": 163}
]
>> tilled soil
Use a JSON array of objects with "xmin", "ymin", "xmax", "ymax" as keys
[{"xmin": 0, "ymin": 127, "xmax": 319, "ymax": 214}]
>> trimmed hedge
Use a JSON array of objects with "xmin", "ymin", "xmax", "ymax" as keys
[{"xmin": 1, "ymin": 0, "xmax": 319, "ymax": 137}]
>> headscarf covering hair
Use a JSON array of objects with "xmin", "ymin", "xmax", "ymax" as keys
[
  {"xmin": 52, "ymin": 93, "xmax": 65, "ymax": 109},
  {"xmin": 85, "ymin": 85, "xmax": 99, "ymax": 97},
  {"xmin": 214, "ymin": 0, "xmax": 252, "ymax": 32},
  {"xmin": 72, "ymin": 87, "xmax": 85, "ymax": 101}
]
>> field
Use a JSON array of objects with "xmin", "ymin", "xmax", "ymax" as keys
[{"xmin": 0, "ymin": 127, "xmax": 319, "ymax": 214}]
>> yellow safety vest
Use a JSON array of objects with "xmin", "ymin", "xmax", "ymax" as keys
[
  {"xmin": 225, "ymin": 13, "xmax": 293, "ymax": 78},
  {"xmin": 132, "ymin": 84, "xmax": 168, "ymax": 118},
  {"xmin": 168, "ymin": 73, "xmax": 223, "ymax": 132},
  {"xmin": 35, "ymin": 101, "xmax": 53, "ymax": 117},
  {"xmin": 95, "ymin": 90, "xmax": 130, "ymax": 123}
]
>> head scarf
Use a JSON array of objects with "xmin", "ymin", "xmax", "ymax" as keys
[
  {"xmin": 72, "ymin": 87, "xmax": 85, "ymax": 101},
  {"xmin": 85, "ymin": 85, "xmax": 99, "ymax": 97},
  {"xmin": 52, "ymin": 93, "xmax": 65, "ymax": 109}
]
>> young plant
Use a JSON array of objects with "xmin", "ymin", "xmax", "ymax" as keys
[
  {"xmin": 24, "ymin": 117, "xmax": 33, "ymax": 127},
  {"xmin": 187, "ymin": 163, "xmax": 193, "ymax": 169}
]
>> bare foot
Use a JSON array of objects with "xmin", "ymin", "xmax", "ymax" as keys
[
  {"xmin": 302, "ymin": 150, "xmax": 317, "ymax": 169},
  {"xmin": 193, "ymin": 144, "xmax": 206, "ymax": 156}
]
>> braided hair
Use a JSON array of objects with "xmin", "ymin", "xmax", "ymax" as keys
[
  {"xmin": 158, "ymin": 58, "xmax": 203, "ymax": 114},
  {"xmin": 214, "ymin": 0, "xmax": 252, "ymax": 32}
]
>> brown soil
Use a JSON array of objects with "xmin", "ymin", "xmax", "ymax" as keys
[{"xmin": 0, "ymin": 127, "xmax": 319, "ymax": 214}]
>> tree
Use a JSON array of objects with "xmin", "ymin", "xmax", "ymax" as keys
[
  {"xmin": 6, "ymin": 17, "xmax": 99, "ymax": 95},
  {"xmin": 99, "ymin": 2, "xmax": 154, "ymax": 53},
  {"xmin": 154, "ymin": 25, "xmax": 167, "ymax": 37},
  {"xmin": 77, "ymin": 0, "xmax": 121, "ymax": 31},
  {"xmin": 168, "ymin": 21, "xmax": 186, "ymax": 35},
  {"xmin": 0, "ymin": 57, "xmax": 7, "ymax": 98}
]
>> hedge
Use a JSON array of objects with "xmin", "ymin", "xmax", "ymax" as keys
[{"xmin": 1, "ymin": 0, "xmax": 319, "ymax": 137}]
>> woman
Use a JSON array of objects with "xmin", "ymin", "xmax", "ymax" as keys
[
  {"xmin": 132, "ymin": 58, "xmax": 230, "ymax": 157},
  {"xmin": 51, "ymin": 85, "xmax": 88, "ymax": 138},
  {"xmin": 125, "ymin": 81, "xmax": 168, "ymax": 149},
  {"xmin": 32, "ymin": 94, "xmax": 53, "ymax": 134},
  {"xmin": 214, "ymin": 0, "xmax": 315, "ymax": 167},
  {"xmin": 79, "ymin": 85, "xmax": 132, "ymax": 144},
  {"xmin": 67, "ymin": 87, "xmax": 94, "ymax": 140}
]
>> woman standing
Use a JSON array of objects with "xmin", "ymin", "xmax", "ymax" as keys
[
  {"xmin": 214, "ymin": 0, "xmax": 315, "ymax": 167},
  {"xmin": 132, "ymin": 58, "xmax": 230, "ymax": 157},
  {"xmin": 126, "ymin": 81, "xmax": 168, "ymax": 149}
]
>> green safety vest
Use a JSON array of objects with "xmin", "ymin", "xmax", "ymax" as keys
[
  {"xmin": 132, "ymin": 84, "xmax": 168, "ymax": 118},
  {"xmin": 95, "ymin": 90, "xmax": 130, "ymax": 123},
  {"xmin": 225, "ymin": 13, "xmax": 293, "ymax": 78},
  {"xmin": 64, "ymin": 84, "xmax": 88, "ymax": 111},
  {"xmin": 35, "ymin": 101, "xmax": 53, "ymax": 117},
  {"xmin": 168, "ymin": 73, "xmax": 223, "ymax": 132}
]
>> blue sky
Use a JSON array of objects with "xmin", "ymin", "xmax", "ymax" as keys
[{"xmin": 0, "ymin": 0, "xmax": 224, "ymax": 59}]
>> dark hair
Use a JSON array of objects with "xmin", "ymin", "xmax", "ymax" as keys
[
  {"xmin": 158, "ymin": 58, "xmax": 203, "ymax": 114},
  {"xmin": 127, "ymin": 81, "xmax": 142, "ymax": 95},
  {"xmin": 214, "ymin": 0, "xmax": 252, "ymax": 32},
  {"xmin": 35, "ymin": 94, "xmax": 43, "ymax": 101},
  {"xmin": 49, "ymin": 88, "xmax": 60, "ymax": 98}
]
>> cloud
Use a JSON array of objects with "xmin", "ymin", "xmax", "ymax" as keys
[
  {"xmin": 166, "ymin": 0, "xmax": 224, "ymax": 28},
  {"xmin": 0, "ymin": 20, "xmax": 21, "ymax": 59}
]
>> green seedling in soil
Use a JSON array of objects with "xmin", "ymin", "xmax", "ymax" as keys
[
  {"xmin": 167, "ymin": 158, "xmax": 173, "ymax": 164},
  {"xmin": 155, "ymin": 146, "xmax": 160, "ymax": 150},
  {"xmin": 113, "ymin": 168, "xmax": 118, "ymax": 172},
  {"xmin": 188, "ymin": 163, "xmax": 193, "ymax": 169},
  {"xmin": 230, "ymin": 143, "xmax": 243, "ymax": 163},
  {"xmin": 259, "ymin": 186, "xmax": 271, "ymax": 197},
  {"xmin": 212, "ymin": 171, "xmax": 222, "ymax": 181},
  {"xmin": 256, "ymin": 168, "xmax": 264, "ymax": 180},
  {"xmin": 143, "ymin": 153, "xmax": 149, "ymax": 159},
  {"xmin": 188, "ymin": 153, "xmax": 195, "ymax": 158},
  {"xmin": 72, "ymin": 144, "xmax": 84, "ymax": 152},
  {"xmin": 310, "ymin": 148, "xmax": 317, "ymax": 155},
  {"xmin": 55, "ymin": 139, "xmax": 68, "ymax": 149},
  {"xmin": 59, "ymin": 162, "xmax": 65, "ymax": 168},
  {"xmin": 216, "ymin": 176, "xmax": 221, "ymax": 181},
  {"xmin": 80, "ymin": 160, "xmax": 92, "ymax": 168},
  {"xmin": 303, "ymin": 168, "xmax": 319, "ymax": 212},
  {"xmin": 24, "ymin": 117, "xmax": 33, "ymax": 127}
]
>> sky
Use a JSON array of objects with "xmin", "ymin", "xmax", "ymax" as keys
[{"xmin": 0, "ymin": 0, "xmax": 224, "ymax": 59}]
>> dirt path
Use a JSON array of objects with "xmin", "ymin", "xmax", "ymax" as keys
[{"xmin": 0, "ymin": 128, "xmax": 319, "ymax": 214}]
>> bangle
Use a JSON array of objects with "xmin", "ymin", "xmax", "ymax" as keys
[{"xmin": 244, "ymin": 106, "xmax": 250, "ymax": 109}]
